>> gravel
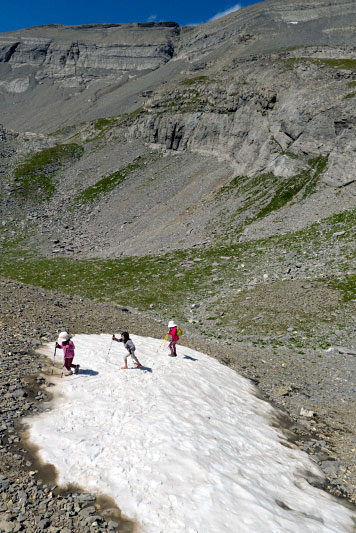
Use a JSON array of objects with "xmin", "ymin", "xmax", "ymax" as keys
[{"xmin": 1, "ymin": 275, "xmax": 356, "ymax": 531}]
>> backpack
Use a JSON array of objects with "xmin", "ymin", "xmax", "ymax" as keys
[{"xmin": 176, "ymin": 327, "xmax": 183, "ymax": 338}]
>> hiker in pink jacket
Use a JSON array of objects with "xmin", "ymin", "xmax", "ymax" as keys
[
  {"xmin": 55, "ymin": 331, "xmax": 79, "ymax": 376},
  {"xmin": 167, "ymin": 320, "xmax": 179, "ymax": 357}
]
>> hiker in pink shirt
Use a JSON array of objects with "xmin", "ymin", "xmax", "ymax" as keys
[
  {"xmin": 167, "ymin": 320, "xmax": 179, "ymax": 357},
  {"xmin": 55, "ymin": 331, "xmax": 79, "ymax": 376}
]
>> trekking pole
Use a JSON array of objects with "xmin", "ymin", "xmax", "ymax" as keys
[
  {"xmin": 106, "ymin": 336, "xmax": 113, "ymax": 363},
  {"xmin": 51, "ymin": 346, "xmax": 56, "ymax": 375},
  {"xmin": 61, "ymin": 344, "xmax": 66, "ymax": 378},
  {"xmin": 157, "ymin": 333, "xmax": 169, "ymax": 352},
  {"xmin": 160, "ymin": 333, "xmax": 169, "ymax": 347}
]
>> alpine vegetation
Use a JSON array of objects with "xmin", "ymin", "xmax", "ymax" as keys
[{"xmin": 1, "ymin": 0, "xmax": 356, "ymax": 530}]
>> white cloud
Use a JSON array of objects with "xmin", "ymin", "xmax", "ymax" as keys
[
  {"xmin": 147, "ymin": 14, "xmax": 157, "ymax": 22},
  {"xmin": 209, "ymin": 3, "xmax": 242, "ymax": 21},
  {"xmin": 184, "ymin": 2, "xmax": 242, "ymax": 27}
]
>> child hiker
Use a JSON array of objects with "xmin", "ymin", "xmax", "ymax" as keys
[
  {"xmin": 167, "ymin": 320, "xmax": 179, "ymax": 357},
  {"xmin": 55, "ymin": 331, "xmax": 80, "ymax": 376},
  {"xmin": 112, "ymin": 332, "xmax": 142, "ymax": 369}
]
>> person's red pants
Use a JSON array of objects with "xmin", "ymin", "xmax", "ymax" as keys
[
  {"xmin": 64, "ymin": 358, "xmax": 75, "ymax": 370},
  {"xmin": 169, "ymin": 340, "xmax": 177, "ymax": 355}
]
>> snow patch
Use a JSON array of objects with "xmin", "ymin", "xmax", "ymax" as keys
[{"xmin": 29, "ymin": 334, "xmax": 355, "ymax": 532}]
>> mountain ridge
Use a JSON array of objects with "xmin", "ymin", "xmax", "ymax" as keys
[
  {"xmin": 1, "ymin": 0, "xmax": 356, "ymax": 132},
  {"xmin": 0, "ymin": 0, "xmax": 355, "ymax": 258}
]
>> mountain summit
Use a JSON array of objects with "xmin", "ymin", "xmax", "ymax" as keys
[
  {"xmin": 1, "ymin": 0, "xmax": 356, "ymax": 131},
  {"xmin": 0, "ymin": 0, "xmax": 355, "ymax": 257}
]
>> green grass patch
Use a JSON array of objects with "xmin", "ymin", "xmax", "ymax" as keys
[
  {"xmin": 315, "ymin": 58, "xmax": 356, "ymax": 70},
  {"xmin": 0, "ymin": 234, "xmax": 32, "ymax": 259},
  {"xmin": 326, "ymin": 275, "xmax": 356, "ymax": 302},
  {"xmin": 347, "ymin": 81, "xmax": 356, "ymax": 88},
  {"xmin": 72, "ymin": 156, "xmax": 144, "ymax": 205},
  {"xmin": 283, "ymin": 151, "xmax": 300, "ymax": 160},
  {"xmin": 86, "ymin": 109, "xmax": 143, "ymax": 143},
  {"xmin": 180, "ymin": 75, "xmax": 208, "ymax": 86},
  {"xmin": 48, "ymin": 124, "xmax": 81, "ymax": 137},
  {"xmin": 125, "ymin": 107, "xmax": 143, "ymax": 120},
  {"xmin": 0, "ymin": 247, "xmax": 342, "ymax": 339},
  {"xmin": 217, "ymin": 155, "xmax": 328, "ymax": 230},
  {"xmin": 254, "ymin": 173, "xmax": 305, "ymax": 220},
  {"xmin": 0, "ymin": 250, "xmax": 207, "ymax": 319},
  {"xmin": 286, "ymin": 58, "xmax": 356, "ymax": 70},
  {"xmin": 1, "ymin": 200, "xmax": 356, "ymax": 339},
  {"xmin": 343, "ymin": 91, "xmax": 356, "ymax": 100},
  {"xmin": 253, "ymin": 155, "xmax": 329, "ymax": 218},
  {"xmin": 13, "ymin": 144, "xmax": 84, "ymax": 201},
  {"xmin": 0, "ymin": 218, "xmax": 36, "ymax": 260},
  {"xmin": 301, "ymin": 155, "xmax": 329, "ymax": 198},
  {"xmin": 93, "ymin": 117, "xmax": 119, "ymax": 131}
]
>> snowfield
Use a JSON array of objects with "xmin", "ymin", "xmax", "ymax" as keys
[{"xmin": 29, "ymin": 334, "xmax": 355, "ymax": 532}]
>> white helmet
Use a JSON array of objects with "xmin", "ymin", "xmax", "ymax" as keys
[
  {"xmin": 168, "ymin": 320, "xmax": 176, "ymax": 328},
  {"xmin": 57, "ymin": 331, "xmax": 70, "ymax": 344}
]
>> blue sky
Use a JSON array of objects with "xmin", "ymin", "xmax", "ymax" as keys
[{"xmin": 1, "ymin": 1, "xmax": 263, "ymax": 33}]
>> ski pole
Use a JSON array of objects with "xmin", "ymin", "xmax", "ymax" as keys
[
  {"xmin": 61, "ymin": 344, "xmax": 66, "ymax": 378},
  {"xmin": 106, "ymin": 336, "xmax": 113, "ymax": 363},
  {"xmin": 60, "ymin": 343, "xmax": 68, "ymax": 378},
  {"xmin": 52, "ymin": 346, "xmax": 56, "ymax": 375},
  {"xmin": 157, "ymin": 333, "xmax": 169, "ymax": 352},
  {"xmin": 160, "ymin": 333, "xmax": 169, "ymax": 347}
]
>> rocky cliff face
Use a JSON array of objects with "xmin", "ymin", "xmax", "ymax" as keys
[
  {"xmin": 0, "ymin": 22, "xmax": 180, "ymax": 130},
  {"xmin": 177, "ymin": 0, "xmax": 356, "ymax": 61},
  {"xmin": 0, "ymin": 22, "xmax": 179, "ymax": 78},
  {"xmin": 1, "ymin": 0, "xmax": 356, "ymax": 258},
  {"xmin": 1, "ymin": 0, "xmax": 356, "ymax": 131},
  {"xmin": 128, "ymin": 48, "xmax": 356, "ymax": 186}
]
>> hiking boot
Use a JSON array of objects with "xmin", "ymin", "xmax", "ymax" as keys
[
  {"xmin": 121, "ymin": 365, "xmax": 128, "ymax": 369},
  {"xmin": 65, "ymin": 370, "xmax": 73, "ymax": 376},
  {"xmin": 74, "ymin": 365, "xmax": 80, "ymax": 374}
]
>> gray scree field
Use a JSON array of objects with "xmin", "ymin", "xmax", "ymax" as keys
[{"xmin": 1, "ymin": 0, "xmax": 356, "ymax": 530}]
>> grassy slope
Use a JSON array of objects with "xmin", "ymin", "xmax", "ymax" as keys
[
  {"xmin": 1, "ymin": 55, "xmax": 355, "ymax": 346},
  {"xmin": 1, "ymin": 207, "xmax": 355, "ymax": 351},
  {"xmin": 13, "ymin": 144, "xmax": 84, "ymax": 201}
]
